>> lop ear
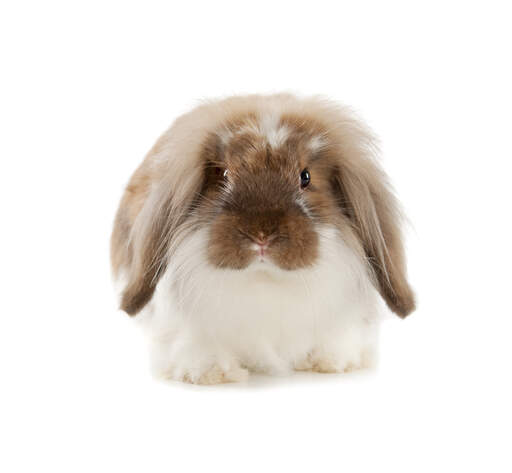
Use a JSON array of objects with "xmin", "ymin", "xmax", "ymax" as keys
[
  {"xmin": 332, "ymin": 158, "xmax": 416, "ymax": 318},
  {"xmin": 116, "ymin": 187, "xmax": 175, "ymax": 316},
  {"xmin": 111, "ymin": 145, "xmax": 205, "ymax": 316}
]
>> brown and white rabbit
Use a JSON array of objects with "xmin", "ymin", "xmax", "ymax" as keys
[{"xmin": 111, "ymin": 94, "xmax": 415, "ymax": 384}]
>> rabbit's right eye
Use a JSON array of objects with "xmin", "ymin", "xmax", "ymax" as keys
[{"xmin": 223, "ymin": 169, "xmax": 228, "ymax": 178}]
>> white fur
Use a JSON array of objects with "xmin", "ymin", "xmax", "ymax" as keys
[
  {"xmin": 295, "ymin": 195, "xmax": 313, "ymax": 218},
  {"xmin": 308, "ymin": 134, "xmax": 327, "ymax": 151},
  {"xmin": 218, "ymin": 111, "xmax": 291, "ymax": 150},
  {"xmin": 129, "ymin": 225, "xmax": 381, "ymax": 384},
  {"xmin": 258, "ymin": 112, "xmax": 290, "ymax": 149}
]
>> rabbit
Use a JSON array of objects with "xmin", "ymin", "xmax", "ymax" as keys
[{"xmin": 110, "ymin": 94, "xmax": 415, "ymax": 384}]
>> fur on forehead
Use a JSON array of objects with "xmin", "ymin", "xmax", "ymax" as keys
[
  {"xmin": 215, "ymin": 110, "xmax": 329, "ymax": 154},
  {"xmin": 147, "ymin": 93, "xmax": 370, "ymax": 180},
  {"xmin": 201, "ymin": 118, "xmax": 328, "ymax": 179}
]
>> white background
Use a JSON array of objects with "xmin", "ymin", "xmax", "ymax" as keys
[{"xmin": 1, "ymin": 1, "xmax": 511, "ymax": 472}]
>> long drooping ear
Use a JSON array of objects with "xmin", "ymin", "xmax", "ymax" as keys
[
  {"xmin": 111, "ymin": 140, "xmax": 205, "ymax": 316},
  {"xmin": 118, "ymin": 187, "xmax": 177, "ymax": 315},
  {"xmin": 332, "ymin": 150, "xmax": 416, "ymax": 318}
]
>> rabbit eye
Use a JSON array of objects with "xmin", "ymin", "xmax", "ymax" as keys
[
  {"xmin": 214, "ymin": 167, "xmax": 228, "ymax": 179},
  {"xmin": 300, "ymin": 169, "xmax": 310, "ymax": 188}
]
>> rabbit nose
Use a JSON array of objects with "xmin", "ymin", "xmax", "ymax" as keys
[
  {"xmin": 251, "ymin": 232, "xmax": 277, "ymax": 247},
  {"xmin": 254, "ymin": 232, "xmax": 268, "ymax": 246}
]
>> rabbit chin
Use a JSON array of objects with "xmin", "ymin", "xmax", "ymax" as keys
[
  {"xmin": 244, "ymin": 253, "xmax": 295, "ymax": 275},
  {"xmin": 130, "ymin": 225, "xmax": 382, "ymax": 384}
]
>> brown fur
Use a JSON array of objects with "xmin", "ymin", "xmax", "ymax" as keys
[
  {"xmin": 110, "ymin": 165, "xmax": 152, "ymax": 276},
  {"xmin": 111, "ymin": 94, "xmax": 415, "ymax": 317},
  {"xmin": 201, "ymin": 123, "xmax": 319, "ymax": 271}
]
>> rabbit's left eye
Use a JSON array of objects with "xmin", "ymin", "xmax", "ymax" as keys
[
  {"xmin": 300, "ymin": 169, "xmax": 310, "ymax": 188},
  {"xmin": 214, "ymin": 167, "xmax": 228, "ymax": 179}
]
